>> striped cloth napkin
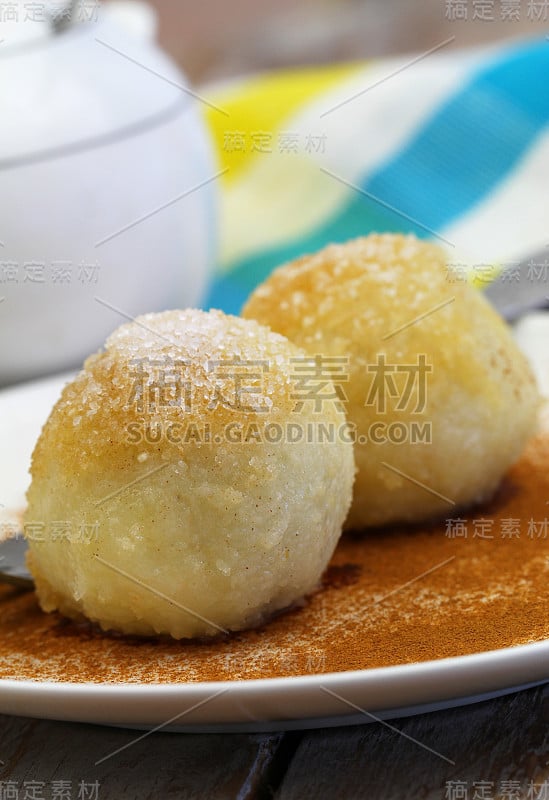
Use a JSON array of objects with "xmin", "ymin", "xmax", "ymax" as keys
[{"xmin": 202, "ymin": 37, "xmax": 549, "ymax": 316}]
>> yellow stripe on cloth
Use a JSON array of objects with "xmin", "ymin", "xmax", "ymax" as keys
[{"xmin": 205, "ymin": 62, "xmax": 364, "ymax": 184}]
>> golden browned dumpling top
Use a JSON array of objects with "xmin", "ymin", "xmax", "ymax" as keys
[
  {"xmin": 25, "ymin": 309, "xmax": 355, "ymax": 638},
  {"xmin": 244, "ymin": 234, "xmax": 540, "ymax": 528}
]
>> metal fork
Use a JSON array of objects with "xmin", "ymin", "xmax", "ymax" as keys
[{"xmin": 0, "ymin": 536, "xmax": 33, "ymax": 590}]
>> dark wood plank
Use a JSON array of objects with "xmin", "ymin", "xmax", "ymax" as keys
[
  {"xmin": 276, "ymin": 684, "xmax": 549, "ymax": 800},
  {"xmin": 0, "ymin": 715, "xmax": 285, "ymax": 800}
]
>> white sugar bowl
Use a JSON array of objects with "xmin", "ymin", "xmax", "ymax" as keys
[{"xmin": 0, "ymin": 1, "xmax": 217, "ymax": 385}]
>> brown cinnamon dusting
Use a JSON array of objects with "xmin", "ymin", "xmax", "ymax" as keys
[{"xmin": 1, "ymin": 429, "xmax": 548, "ymax": 685}]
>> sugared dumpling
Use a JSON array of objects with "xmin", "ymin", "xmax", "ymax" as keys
[
  {"xmin": 243, "ymin": 234, "xmax": 540, "ymax": 528},
  {"xmin": 25, "ymin": 309, "xmax": 354, "ymax": 638}
]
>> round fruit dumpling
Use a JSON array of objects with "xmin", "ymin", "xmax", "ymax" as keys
[
  {"xmin": 243, "ymin": 234, "xmax": 540, "ymax": 528},
  {"xmin": 25, "ymin": 309, "xmax": 355, "ymax": 639}
]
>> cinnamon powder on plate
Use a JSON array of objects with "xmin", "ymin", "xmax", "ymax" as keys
[{"xmin": 0, "ymin": 412, "xmax": 548, "ymax": 685}]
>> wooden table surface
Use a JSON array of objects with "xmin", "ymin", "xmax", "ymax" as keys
[{"xmin": 1, "ymin": 682, "xmax": 548, "ymax": 799}]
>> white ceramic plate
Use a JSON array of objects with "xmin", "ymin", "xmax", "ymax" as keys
[
  {"xmin": 0, "ymin": 642, "xmax": 549, "ymax": 732},
  {"xmin": 0, "ymin": 648, "xmax": 547, "ymax": 733},
  {"xmin": 0, "ymin": 325, "xmax": 548, "ymax": 732}
]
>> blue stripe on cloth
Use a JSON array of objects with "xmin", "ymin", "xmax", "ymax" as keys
[
  {"xmin": 206, "ymin": 39, "xmax": 549, "ymax": 315},
  {"xmin": 365, "ymin": 38, "xmax": 549, "ymax": 231},
  {"xmin": 207, "ymin": 203, "xmax": 422, "ymax": 314}
]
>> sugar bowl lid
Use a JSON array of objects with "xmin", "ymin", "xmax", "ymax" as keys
[{"xmin": 0, "ymin": 1, "xmax": 191, "ymax": 169}]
